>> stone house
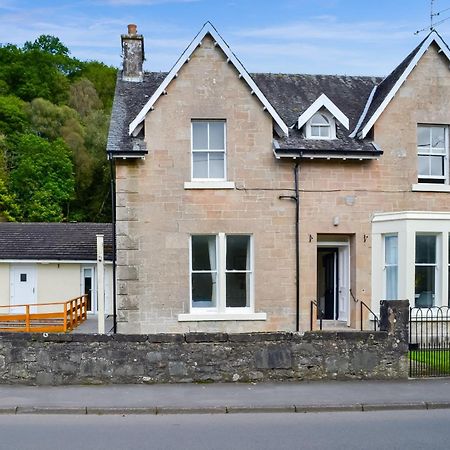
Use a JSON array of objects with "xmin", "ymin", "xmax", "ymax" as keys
[{"xmin": 107, "ymin": 22, "xmax": 450, "ymax": 333}]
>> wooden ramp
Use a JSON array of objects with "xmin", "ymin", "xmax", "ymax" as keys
[{"xmin": 0, "ymin": 295, "xmax": 88, "ymax": 333}]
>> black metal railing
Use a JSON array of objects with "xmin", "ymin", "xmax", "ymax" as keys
[
  {"xmin": 360, "ymin": 301, "xmax": 379, "ymax": 331},
  {"xmin": 310, "ymin": 300, "xmax": 324, "ymax": 331},
  {"xmin": 409, "ymin": 306, "xmax": 450, "ymax": 378},
  {"xmin": 350, "ymin": 289, "xmax": 379, "ymax": 331}
]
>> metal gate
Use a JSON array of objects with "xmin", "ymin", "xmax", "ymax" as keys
[{"xmin": 409, "ymin": 307, "xmax": 450, "ymax": 377}]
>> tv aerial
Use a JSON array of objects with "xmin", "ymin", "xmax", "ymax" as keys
[{"xmin": 415, "ymin": 0, "xmax": 450, "ymax": 34}]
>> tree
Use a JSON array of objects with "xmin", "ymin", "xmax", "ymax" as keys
[
  {"xmin": 0, "ymin": 133, "xmax": 20, "ymax": 221},
  {"xmin": 77, "ymin": 61, "xmax": 117, "ymax": 111},
  {"xmin": 27, "ymin": 98, "xmax": 78, "ymax": 140},
  {"xmin": 0, "ymin": 95, "xmax": 28, "ymax": 135},
  {"xmin": 0, "ymin": 35, "xmax": 114, "ymax": 223},
  {"xmin": 23, "ymin": 35, "xmax": 69, "ymax": 57},
  {"xmin": 10, "ymin": 134, "xmax": 74, "ymax": 221},
  {"xmin": 69, "ymin": 78, "xmax": 102, "ymax": 118},
  {"xmin": 0, "ymin": 37, "xmax": 77, "ymax": 103}
]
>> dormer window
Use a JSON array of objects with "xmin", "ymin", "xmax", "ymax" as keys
[
  {"xmin": 305, "ymin": 111, "xmax": 335, "ymax": 140},
  {"xmin": 310, "ymin": 113, "xmax": 331, "ymax": 138}
]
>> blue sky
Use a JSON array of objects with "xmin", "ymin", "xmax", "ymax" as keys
[{"xmin": 0, "ymin": 0, "xmax": 447, "ymax": 75}]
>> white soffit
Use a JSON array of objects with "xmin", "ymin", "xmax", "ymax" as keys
[
  {"xmin": 360, "ymin": 32, "xmax": 450, "ymax": 138},
  {"xmin": 297, "ymin": 93, "xmax": 349, "ymax": 130},
  {"xmin": 128, "ymin": 22, "xmax": 289, "ymax": 137}
]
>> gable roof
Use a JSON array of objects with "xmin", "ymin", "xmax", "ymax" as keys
[
  {"xmin": 0, "ymin": 223, "xmax": 113, "ymax": 261},
  {"xmin": 296, "ymin": 93, "xmax": 349, "ymax": 130},
  {"xmin": 128, "ymin": 22, "xmax": 289, "ymax": 138},
  {"xmin": 355, "ymin": 31, "xmax": 450, "ymax": 138},
  {"xmin": 107, "ymin": 71, "xmax": 381, "ymax": 157}
]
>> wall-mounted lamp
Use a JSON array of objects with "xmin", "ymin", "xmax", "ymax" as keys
[
  {"xmin": 333, "ymin": 216, "xmax": 339, "ymax": 226},
  {"xmin": 309, "ymin": 234, "xmax": 314, "ymax": 242},
  {"xmin": 363, "ymin": 234, "xmax": 369, "ymax": 243}
]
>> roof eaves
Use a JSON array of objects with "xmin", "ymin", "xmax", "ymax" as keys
[{"xmin": 274, "ymin": 147, "xmax": 382, "ymax": 160}]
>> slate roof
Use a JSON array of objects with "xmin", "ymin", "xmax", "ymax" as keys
[
  {"xmin": 0, "ymin": 223, "xmax": 113, "ymax": 261},
  {"xmin": 108, "ymin": 71, "xmax": 383, "ymax": 156},
  {"xmin": 274, "ymin": 127, "xmax": 380, "ymax": 155},
  {"xmin": 108, "ymin": 31, "xmax": 441, "ymax": 157},
  {"xmin": 107, "ymin": 72, "xmax": 167, "ymax": 155},
  {"xmin": 251, "ymin": 73, "xmax": 380, "ymax": 131},
  {"xmin": 250, "ymin": 73, "xmax": 381, "ymax": 153}
]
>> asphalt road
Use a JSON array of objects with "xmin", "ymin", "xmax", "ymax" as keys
[{"xmin": 1, "ymin": 410, "xmax": 450, "ymax": 450}]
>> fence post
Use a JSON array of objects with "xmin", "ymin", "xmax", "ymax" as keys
[
  {"xmin": 63, "ymin": 302, "xmax": 67, "ymax": 332},
  {"xmin": 25, "ymin": 305, "xmax": 30, "ymax": 332}
]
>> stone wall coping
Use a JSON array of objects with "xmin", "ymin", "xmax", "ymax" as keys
[{"xmin": 0, "ymin": 330, "xmax": 388, "ymax": 344}]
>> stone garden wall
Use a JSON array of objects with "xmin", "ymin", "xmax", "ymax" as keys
[{"xmin": 0, "ymin": 301, "xmax": 409, "ymax": 385}]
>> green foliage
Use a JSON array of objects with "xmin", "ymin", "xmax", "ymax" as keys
[
  {"xmin": 0, "ymin": 95, "xmax": 28, "ymax": 134},
  {"xmin": 0, "ymin": 34, "xmax": 116, "ymax": 223},
  {"xmin": 69, "ymin": 78, "xmax": 102, "ymax": 117},
  {"xmin": 23, "ymin": 35, "xmax": 69, "ymax": 57},
  {"xmin": 10, "ymin": 134, "xmax": 74, "ymax": 221},
  {"xmin": 0, "ymin": 178, "xmax": 20, "ymax": 221},
  {"xmin": 28, "ymin": 98, "xmax": 78, "ymax": 140},
  {"xmin": 77, "ymin": 61, "xmax": 117, "ymax": 111}
]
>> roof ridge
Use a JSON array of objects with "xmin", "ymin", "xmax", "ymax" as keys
[{"xmin": 250, "ymin": 72, "xmax": 382, "ymax": 79}]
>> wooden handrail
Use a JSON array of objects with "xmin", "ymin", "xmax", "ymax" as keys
[
  {"xmin": 0, "ymin": 295, "xmax": 88, "ymax": 310},
  {"xmin": 0, "ymin": 295, "xmax": 88, "ymax": 333}
]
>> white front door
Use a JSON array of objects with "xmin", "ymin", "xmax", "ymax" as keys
[
  {"xmin": 10, "ymin": 264, "xmax": 37, "ymax": 313},
  {"xmin": 338, "ymin": 246, "xmax": 350, "ymax": 324}
]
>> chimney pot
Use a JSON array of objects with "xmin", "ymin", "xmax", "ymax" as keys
[{"xmin": 128, "ymin": 24, "xmax": 137, "ymax": 35}]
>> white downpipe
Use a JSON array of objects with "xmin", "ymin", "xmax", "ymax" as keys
[{"xmin": 96, "ymin": 234, "xmax": 105, "ymax": 334}]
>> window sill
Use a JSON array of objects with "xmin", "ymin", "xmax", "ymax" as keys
[
  {"xmin": 178, "ymin": 312, "xmax": 267, "ymax": 322},
  {"xmin": 412, "ymin": 183, "xmax": 450, "ymax": 192},
  {"xmin": 184, "ymin": 181, "xmax": 235, "ymax": 190}
]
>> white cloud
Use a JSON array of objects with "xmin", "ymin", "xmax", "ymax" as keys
[{"xmin": 233, "ymin": 17, "xmax": 413, "ymax": 43}]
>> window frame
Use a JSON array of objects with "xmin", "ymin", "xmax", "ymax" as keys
[
  {"xmin": 417, "ymin": 125, "xmax": 449, "ymax": 184},
  {"xmin": 383, "ymin": 234, "xmax": 398, "ymax": 301},
  {"xmin": 305, "ymin": 111, "xmax": 335, "ymax": 140},
  {"xmin": 189, "ymin": 233, "xmax": 253, "ymax": 314},
  {"xmin": 191, "ymin": 120, "xmax": 227, "ymax": 181},
  {"xmin": 414, "ymin": 233, "xmax": 439, "ymax": 308}
]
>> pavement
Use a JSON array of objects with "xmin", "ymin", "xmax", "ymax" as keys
[
  {"xmin": 1, "ymin": 378, "xmax": 450, "ymax": 415},
  {"xmin": 71, "ymin": 315, "xmax": 114, "ymax": 334}
]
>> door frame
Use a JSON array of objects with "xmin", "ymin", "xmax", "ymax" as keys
[
  {"xmin": 317, "ymin": 240, "xmax": 350, "ymax": 324},
  {"xmin": 81, "ymin": 265, "xmax": 97, "ymax": 314},
  {"xmin": 10, "ymin": 264, "xmax": 37, "ymax": 312}
]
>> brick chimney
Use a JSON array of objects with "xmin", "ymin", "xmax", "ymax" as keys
[{"xmin": 121, "ymin": 24, "xmax": 144, "ymax": 82}]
